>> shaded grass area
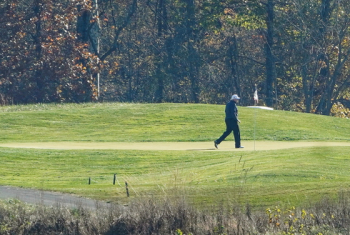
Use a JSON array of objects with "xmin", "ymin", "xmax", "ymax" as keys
[
  {"xmin": 0, "ymin": 102, "xmax": 349, "ymax": 142},
  {"xmin": 1, "ymin": 146, "xmax": 350, "ymax": 209}
]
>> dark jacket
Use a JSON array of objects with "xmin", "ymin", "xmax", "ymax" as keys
[{"xmin": 225, "ymin": 100, "xmax": 238, "ymax": 121}]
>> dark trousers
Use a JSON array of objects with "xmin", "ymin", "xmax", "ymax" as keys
[{"xmin": 216, "ymin": 118, "xmax": 241, "ymax": 148}]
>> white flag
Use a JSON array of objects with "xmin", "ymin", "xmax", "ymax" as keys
[{"xmin": 254, "ymin": 89, "xmax": 258, "ymax": 103}]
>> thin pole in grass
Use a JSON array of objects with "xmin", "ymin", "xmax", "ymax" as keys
[
  {"xmin": 125, "ymin": 181, "xmax": 129, "ymax": 197},
  {"xmin": 254, "ymin": 108, "xmax": 257, "ymax": 151},
  {"xmin": 113, "ymin": 174, "xmax": 116, "ymax": 185},
  {"xmin": 253, "ymin": 84, "xmax": 258, "ymax": 151}
]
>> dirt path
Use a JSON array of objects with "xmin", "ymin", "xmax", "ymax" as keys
[
  {"xmin": 1, "ymin": 141, "xmax": 350, "ymax": 208},
  {"xmin": 0, "ymin": 186, "xmax": 113, "ymax": 210},
  {"xmin": 0, "ymin": 141, "xmax": 350, "ymax": 151}
]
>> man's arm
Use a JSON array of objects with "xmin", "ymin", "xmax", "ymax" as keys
[{"xmin": 233, "ymin": 103, "xmax": 240, "ymax": 123}]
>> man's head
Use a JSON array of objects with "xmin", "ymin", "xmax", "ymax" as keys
[{"xmin": 231, "ymin": 94, "xmax": 240, "ymax": 102}]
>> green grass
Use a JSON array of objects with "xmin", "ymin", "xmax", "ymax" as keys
[
  {"xmin": 1, "ymin": 145, "xmax": 350, "ymax": 209},
  {"xmin": 1, "ymin": 102, "xmax": 350, "ymax": 209},
  {"xmin": 0, "ymin": 102, "xmax": 349, "ymax": 142}
]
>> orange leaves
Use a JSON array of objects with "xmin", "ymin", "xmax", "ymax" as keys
[
  {"xmin": 46, "ymin": 36, "xmax": 54, "ymax": 42},
  {"xmin": 108, "ymin": 61, "xmax": 119, "ymax": 74},
  {"xmin": 0, "ymin": 0, "xmax": 102, "ymax": 103},
  {"xmin": 224, "ymin": 8, "xmax": 235, "ymax": 16},
  {"xmin": 16, "ymin": 32, "xmax": 26, "ymax": 39}
]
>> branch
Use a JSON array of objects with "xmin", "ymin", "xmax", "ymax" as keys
[
  {"xmin": 88, "ymin": 11, "xmax": 105, "ymax": 33},
  {"xmin": 100, "ymin": 0, "xmax": 137, "ymax": 61},
  {"xmin": 88, "ymin": 11, "xmax": 105, "ymax": 56},
  {"xmin": 334, "ymin": 75, "xmax": 350, "ymax": 99},
  {"xmin": 238, "ymin": 55, "xmax": 265, "ymax": 66}
]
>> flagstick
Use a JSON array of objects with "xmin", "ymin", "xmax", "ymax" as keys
[
  {"xmin": 254, "ymin": 101, "xmax": 256, "ymax": 151},
  {"xmin": 253, "ymin": 85, "xmax": 258, "ymax": 151}
]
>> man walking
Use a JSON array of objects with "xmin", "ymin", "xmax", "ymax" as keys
[{"xmin": 214, "ymin": 94, "xmax": 244, "ymax": 149}]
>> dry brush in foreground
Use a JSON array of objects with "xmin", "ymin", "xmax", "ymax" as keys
[{"xmin": 1, "ymin": 193, "xmax": 350, "ymax": 234}]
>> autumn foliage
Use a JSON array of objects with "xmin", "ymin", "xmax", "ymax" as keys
[
  {"xmin": 0, "ymin": 0, "xmax": 100, "ymax": 104},
  {"xmin": 1, "ymin": 0, "xmax": 350, "ymax": 116}
]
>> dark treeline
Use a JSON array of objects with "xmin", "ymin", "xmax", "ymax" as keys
[{"xmin": 1, "ymin": 0, "xmax": 350, "ymax": 116}]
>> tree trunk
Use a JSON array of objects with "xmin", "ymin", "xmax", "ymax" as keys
[
  {"xmin": 314, "ymin": 0, "xmax": 336, "ymax": 115},
  {"xmin": 154, "ymin": 0, "xmax": 168, "ymax": 102},
  {"xmin": 33, "ymin": 0, "xmax": 44, "ymax": 103},
  {"xmin": 185, "ymin": 0, "xmax": 199, "ymax": 103},
  {"xmin": 301, "ymin": 61, "xmax": 318, "ymax": 113},
  {"xmin": 76, "ymin": 6, "xmax": 90, "ymax": 43},
  {"xmin": 264, "ymin": 0, "xmax": 276, "ymax": 107},
  {"xmin": 76, "ymin": 3, "xmax": 94, "ymax": 102},
  {"xmin": 228, "ymin": 35, "xmax": 241, "ymax": 97},
  {"xmin": 316, "ymin": 48, "xmax": 350, "ymax": 115}
]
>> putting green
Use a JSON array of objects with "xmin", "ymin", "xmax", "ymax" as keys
[{"xmin": 0, "ymin": 141, "xmax": 349, "ymax": 151}]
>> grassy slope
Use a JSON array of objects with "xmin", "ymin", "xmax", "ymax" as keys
[
  {"xmin": 0, "ymin": 102, "xmax": 350, "ymax": 208},
  {"xmin": 1, "ymin": 147, "xmax": 349, "ymax": 209},
  {"xmin": 0, "ymin": 102, "xmax": 349, "ymax": 142}
]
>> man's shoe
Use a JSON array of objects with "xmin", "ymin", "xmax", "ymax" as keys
[
  {"xmin": 236, "ymin": 146, "xmax": 244, "ymax": 148},
  {"xmin": 214, "ymin": 141, "xmax": 218, "ymax": 149}
]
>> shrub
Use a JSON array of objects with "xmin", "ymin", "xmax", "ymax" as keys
[{"xmin": 1, "ymin": 192, "xmax": 350, "ymax": 234}]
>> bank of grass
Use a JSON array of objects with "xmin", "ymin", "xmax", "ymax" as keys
[{"xmin": 0, "ymin": 102, "xmax": 349, "ymax": 142}]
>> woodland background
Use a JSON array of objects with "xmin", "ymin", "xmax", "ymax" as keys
[{"xmin": 1, "ymin": 0, "xmax": 350, "ymax": 116}]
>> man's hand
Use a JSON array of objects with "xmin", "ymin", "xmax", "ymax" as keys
[{"xmin": 237, "ymin": 119, "xmax": 241, "ymax": 123}]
